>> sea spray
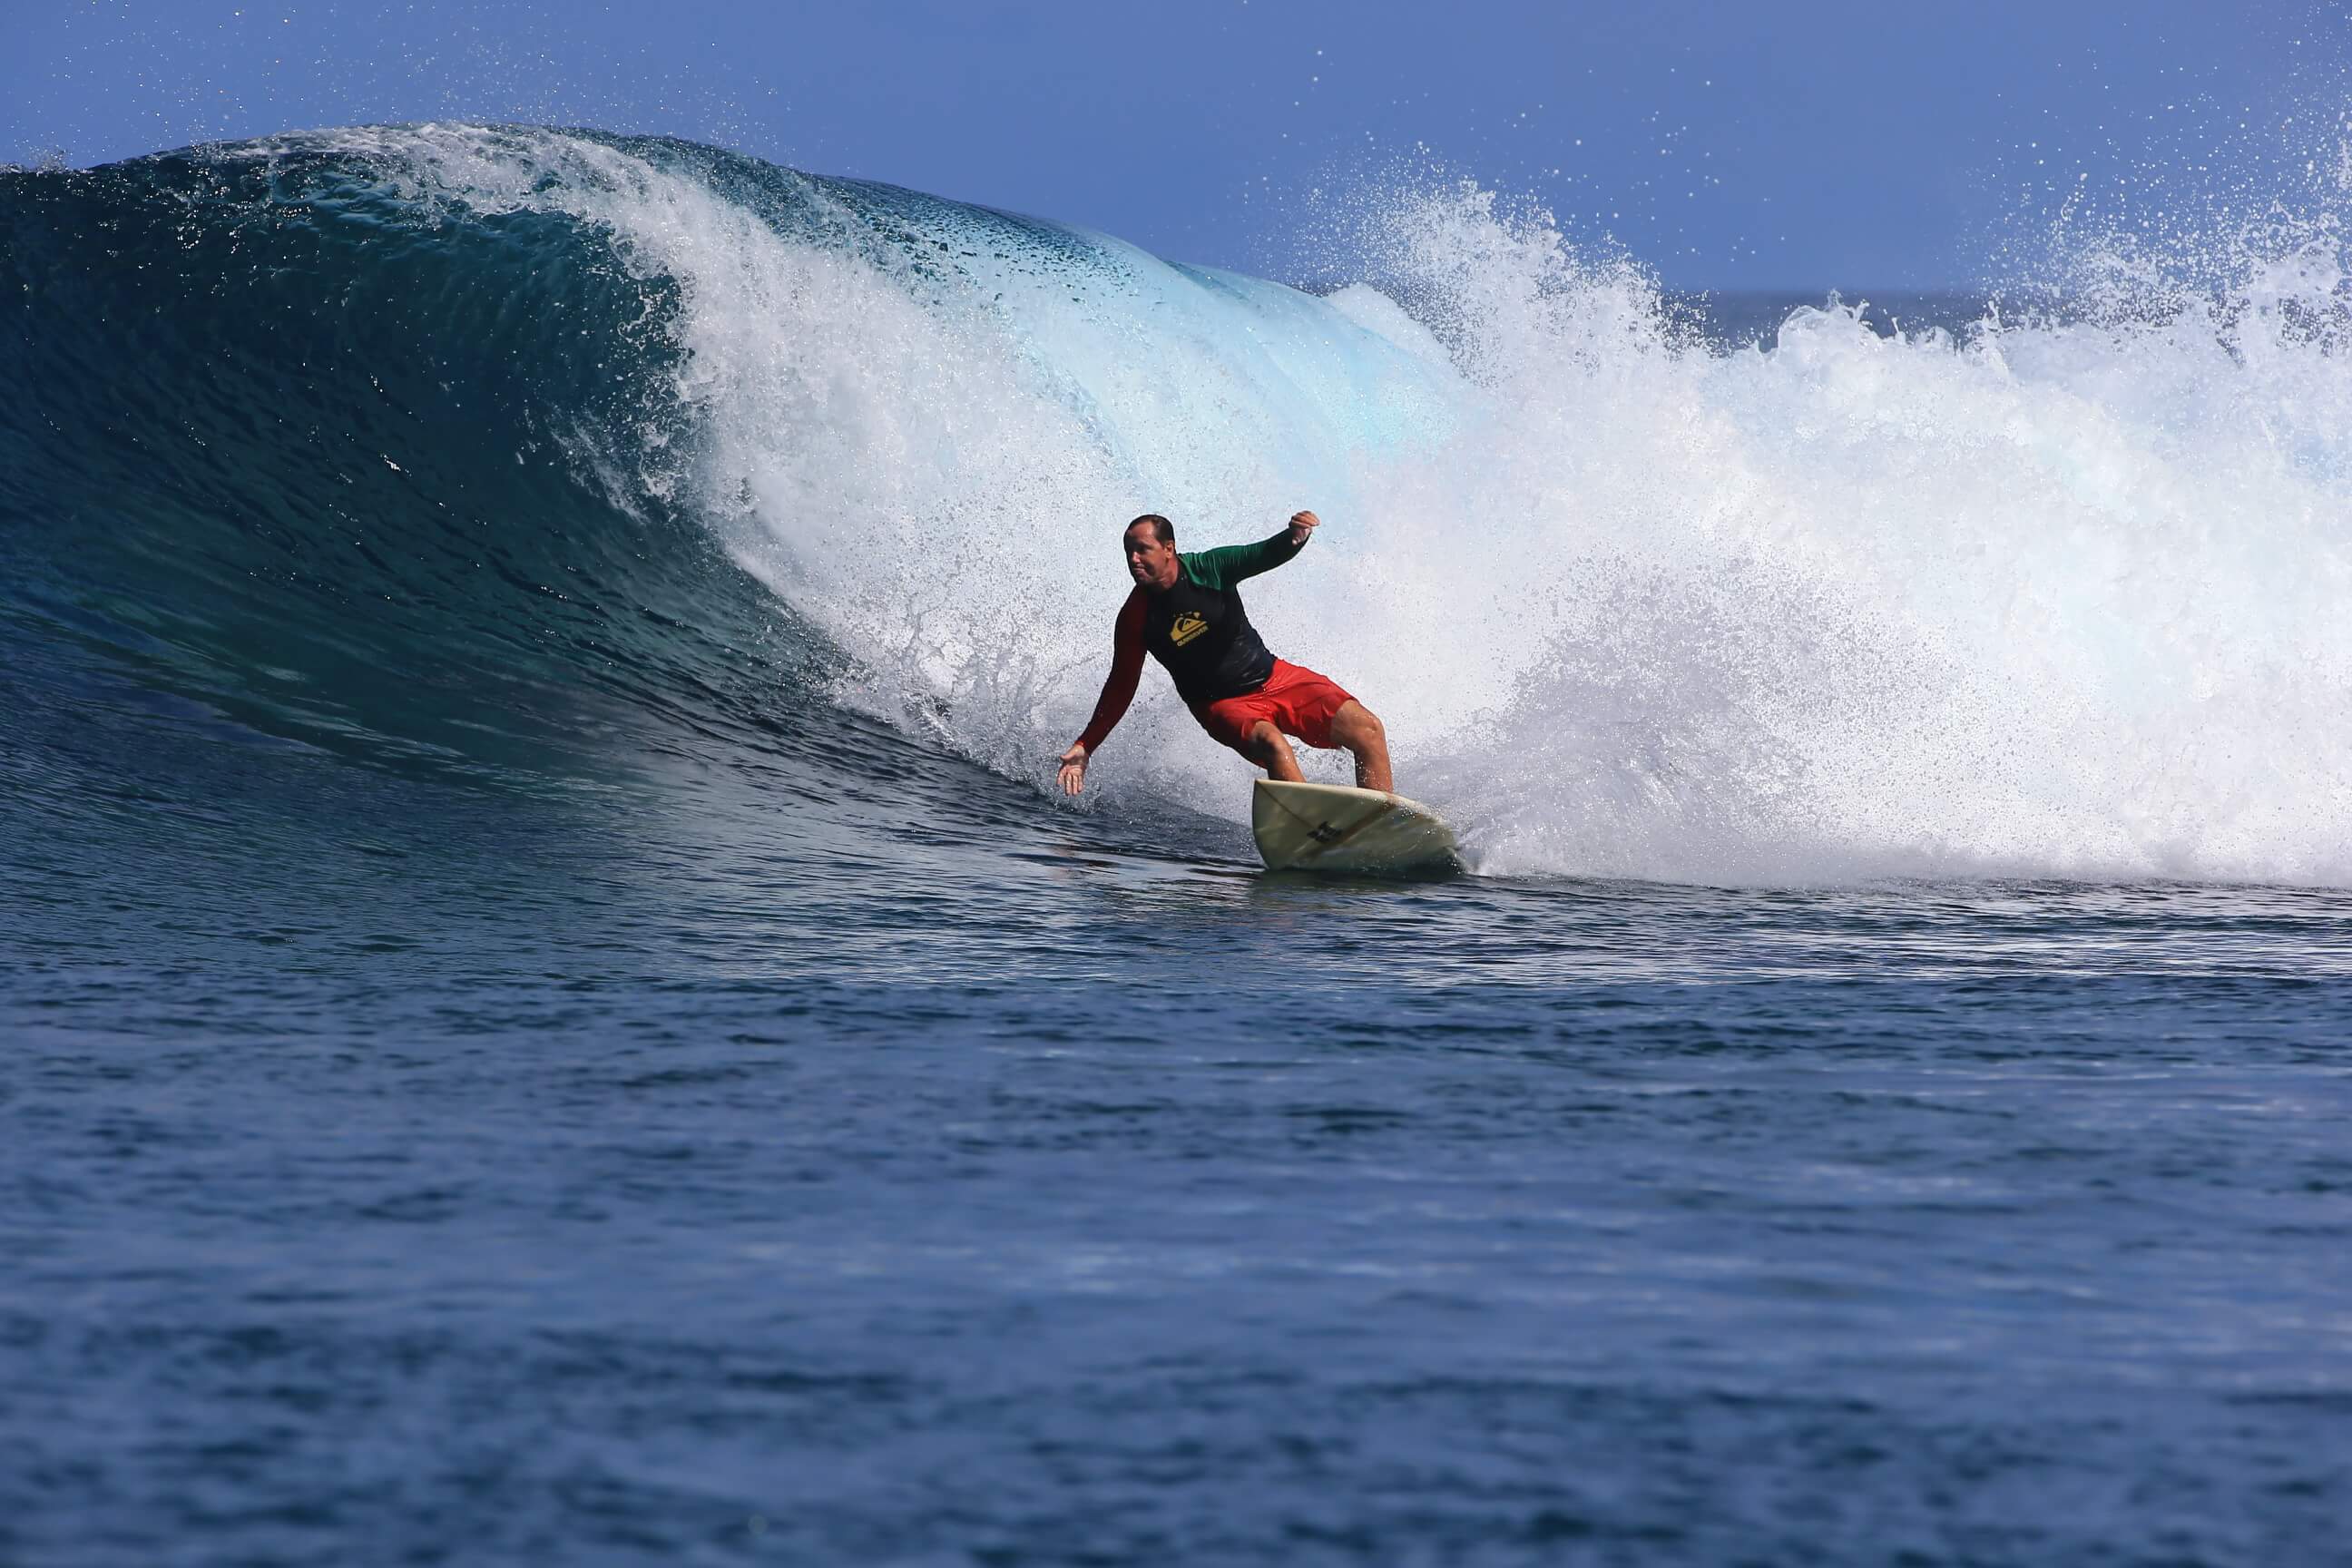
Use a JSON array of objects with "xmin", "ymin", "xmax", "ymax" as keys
[{"xmin": 1376, "ymin": 194, "xmax": 2352, "ymax": 880}]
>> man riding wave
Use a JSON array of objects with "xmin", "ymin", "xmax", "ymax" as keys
[{"xmin": 1056, "ymin": 510, "xmax": 1394, "ymax": 796}]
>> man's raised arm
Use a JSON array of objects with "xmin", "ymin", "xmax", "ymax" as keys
[
  {"xmin": 1189, "ymin": 510, "xmax": 1322, "ymax": 589},
  {"xmin": 1057, "ymin": 591, "xmax": 1146, "ymax": 796}
]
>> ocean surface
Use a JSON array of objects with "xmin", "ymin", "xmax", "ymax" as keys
[{"xmin": 5, "ymin": 125, "xmax": 2350, "ymax": 1565}]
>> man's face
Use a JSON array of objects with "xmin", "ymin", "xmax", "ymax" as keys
[{"xmin": 1123, "ymin": 524, "xmax": 1180, "ymax": 592}]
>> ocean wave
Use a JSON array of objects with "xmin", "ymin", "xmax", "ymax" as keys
[{"xmin": 5, "ymin": 125, "xmax": 2350, "ymax": 883}]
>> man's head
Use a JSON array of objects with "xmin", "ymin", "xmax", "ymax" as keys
[{"xmin": 1123, "ymin": 514, "xmax": 1181, "ymax": 593}]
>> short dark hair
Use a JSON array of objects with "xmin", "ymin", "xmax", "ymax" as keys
[{"xmin": 1127, "ymin": 513, "xmax": 1174, "ymax": 544}]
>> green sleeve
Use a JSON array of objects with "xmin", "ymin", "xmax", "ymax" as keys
[{"xmin": 1181, "ymin": 528, "xmax": 1304, "ymax": 590}]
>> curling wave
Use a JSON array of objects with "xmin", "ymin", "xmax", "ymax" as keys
[{"xmin": 5, "ymin": 124, "xmax": 2350, "ymax": 883}]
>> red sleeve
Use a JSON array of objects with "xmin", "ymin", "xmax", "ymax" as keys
[{"xmin": 1074, "ymin": 591, "xmax": 1145, "ymax": 752}]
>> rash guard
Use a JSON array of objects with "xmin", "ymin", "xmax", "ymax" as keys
[{"xmin": 1073, "ymin": 528, "xmax": 1305, "ymax": 752}]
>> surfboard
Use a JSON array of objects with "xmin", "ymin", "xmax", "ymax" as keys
[{"xmin": 1250, "ymin": 779, "xmax": 1462, "ymax": 877}]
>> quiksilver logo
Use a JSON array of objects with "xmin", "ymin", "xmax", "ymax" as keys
[{"xmin": 1169, "ymin": 612, "xmax": 1208, "ymax": 648}]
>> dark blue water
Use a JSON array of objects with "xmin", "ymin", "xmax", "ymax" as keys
[{"xmin": 5, "ymin": 129, "xmax": 2350, "ymax": 1565}]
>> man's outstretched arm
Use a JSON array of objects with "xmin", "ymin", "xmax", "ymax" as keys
[
  {"xmin": 1058, "ymin": 591, "xmax": 1146, "ymax": 796},
  {"xmin": 1190, "ymin": 510, "xmax": 1321, "ymax": 588}
]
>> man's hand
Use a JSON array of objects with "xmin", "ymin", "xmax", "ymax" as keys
[
  {"xmin": 1056, "ymin": 742, "xmax": 1090, "ymax": 796},
  {"xmin": 1288, "ymin": 509, "xmax": 1319, "ymax": 546}
]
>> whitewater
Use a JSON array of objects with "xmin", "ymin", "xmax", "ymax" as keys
[{"xmin": 5, "ymin": 124, "xmax": 2350, "ymax": 1566}]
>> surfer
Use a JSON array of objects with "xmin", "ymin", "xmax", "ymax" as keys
[{"xmin": 1056, "ymin": 511, "xmax": 1394, "ymax": 796}]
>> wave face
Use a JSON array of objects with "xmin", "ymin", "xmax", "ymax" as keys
[{"xmin": 5, "ymin": 124, "xmax": 2352, "ymax": 884}]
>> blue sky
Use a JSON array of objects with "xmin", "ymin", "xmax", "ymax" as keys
[{"xmin": 5, "ymin": 0, "xmax": 2343, "ymax": 289}]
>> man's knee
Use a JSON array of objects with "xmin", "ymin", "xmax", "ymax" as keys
[
  {"xmin": 1243, "ymin": 720, "xmax": 1289, "ymax": 759},
  {"xmin": 1331, "ymin": 701, "xmax": 1386, "ymax": 747}
]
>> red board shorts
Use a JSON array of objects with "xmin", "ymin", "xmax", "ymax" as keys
[{"xmin": 1191, "ymin": 659, "xmax": 1357, "ymax": 755}]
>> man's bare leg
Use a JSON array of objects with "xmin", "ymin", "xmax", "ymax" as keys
[
  {"xmin": 1326, "ymin": 701, "xmax": 1394, "ymax": 792},
  {"xmin": 1242, "ymin": 720, "xmax": 1307, "ymax": 782}
]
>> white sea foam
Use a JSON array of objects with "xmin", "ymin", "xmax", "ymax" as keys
[{"xmin": 332, "ymin": 125, "xmax": 2352, "ymax": 886}]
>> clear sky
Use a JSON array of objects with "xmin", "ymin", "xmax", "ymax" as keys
[{"xmin": 5, "ymin": 0, "xmax": 2345, "ymax": 289}]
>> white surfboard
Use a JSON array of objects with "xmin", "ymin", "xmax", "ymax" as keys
[{"xmin": 1250, "ymin": 779, "xmax": 1462, "ymax": 877}]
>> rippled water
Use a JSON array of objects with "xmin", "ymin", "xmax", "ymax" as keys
[{"xmin": 9, "ymin": 732, "xmax": 2351, "ymax": 1563}]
